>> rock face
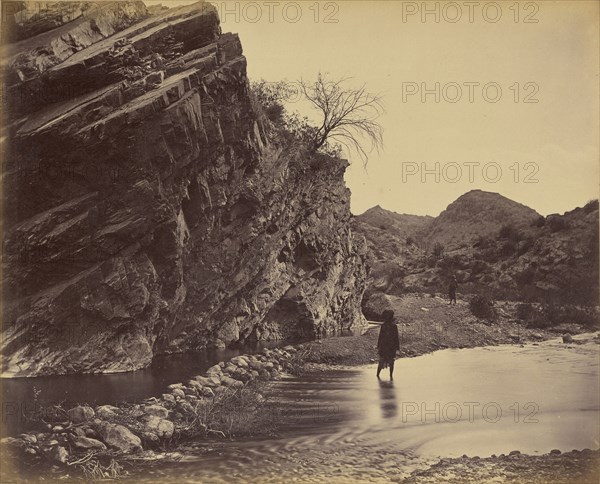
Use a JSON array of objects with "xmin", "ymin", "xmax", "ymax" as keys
[{"xmin": 1, "ymin": 1, "xmax": 368, "ymax": 377}]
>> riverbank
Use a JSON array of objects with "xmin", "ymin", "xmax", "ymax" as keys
[
  {"xmin": 298, "ymin": 293, "xmax": 597, "ymax": 367},
  {"xmin": 404, "ymin": 450, "xmax": 600, "ymax": 483}
]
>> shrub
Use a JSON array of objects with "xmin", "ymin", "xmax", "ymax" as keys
[
  {"xmin": 432, "ymin": 242, "xmax": 445, "ymax": 258},
  {"xmin": 500, "ymin": 240, "xmax": 517, "ymax": 257},
  {"xmin": 470, "ymin": 259, "xmax": 490, "ymax": 275},
  {"xmin": 474, "ymin": 235, "xmax": 492, "ymax": 249},
  {"xmin": 469, "ymin": 294, "xmax": 497, "ymax": 321},
  {"xmin": 406, "ymin": 236, "xmax": 414, "ymax": 246},
  {"xmin": 583, "ymin": 199, "xmax": 599, "ymax": 214},
  {"xmin": 514, "ymin": 265, "xmax": 536, "ymax": 286},
  {"xmin": 546, "ymin": 304, "xmax": 599, "ymax": 327},
  {"xmin": 498, "ymin": 224, "xmax": 521, "ymax": 241},
  {"xmin": 516, "ymin": 302, "xmax": 537, "ymax": 321},
  {"xmin": 532, "ymin": 216, "xmax": 546, "ymax": 228},
  {"xmin": 517, "ymin": 237, "xmax": 534, "ymax": 255},
  {"xmin": 547, "ymin": 215, "xmax": 569, "ymax": 233}
]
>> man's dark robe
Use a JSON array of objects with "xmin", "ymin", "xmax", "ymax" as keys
[{"xmin": 377, "ymin": 321, "xmax": 400, "ymax": 365}]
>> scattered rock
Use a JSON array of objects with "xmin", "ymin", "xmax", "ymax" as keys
[
  {"xmin": 68, "ymin": 406, "xmax": 95, "ymax": 423},
  {"xmin": 70, "ymin": 427, "xmax": 87, "ymax": 438},
  {"xmin": 96, "ymin": 405, "xmax": 120, "ymax": 419},
  {"xmin": 71, "ymin": 436, "xmax": 107, "ymax": 451},
  {"xmin": 50, "ymin": 446, "xmax": 68, "ymax": 464},
  {"xmin": 143, "ymin": 416, "xmax": 174, "ymax": 439},
  {"xmin": 143, "ymin": 405, "xmax": 169, "ymax": 418},
  {"xmin": 19, "ymin": 433, "xmax": 37, "ymax": 444},
  {"xmin": 97, "ymin": 423, "xmax": 142, "ymax": 453},
  {"xmin": 200, "ymin": 387, "xmax": 215, "ymax": 398},
  {"xmin": 206, "ymin": 365, "xmax": 223, "ymax": 375}
]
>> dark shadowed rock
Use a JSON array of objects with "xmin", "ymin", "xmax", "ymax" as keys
[{"xmin": 1, "ymin": 0, "xmax": 367, "ymax": 377}]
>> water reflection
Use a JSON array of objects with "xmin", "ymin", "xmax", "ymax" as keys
[{"xmin": 378, "ymin": 379, "xmax": 397, "ymax": 419}]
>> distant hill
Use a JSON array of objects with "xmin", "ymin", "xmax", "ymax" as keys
[
  {"xmin": 424, "ymin": 190, "xmax": 541, "ymax": 250},
  {"xmin": 353, "ymin": 192, "xmax": 599, "ymax": 306},
  {"xmin": 355, "ymin": 205, "xmax": 433, "ymax": 241}
]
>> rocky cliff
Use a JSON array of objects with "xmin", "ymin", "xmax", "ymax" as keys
[{"xmin": 1, "ymin": 1, "xmax": 368, "ymax": 377}]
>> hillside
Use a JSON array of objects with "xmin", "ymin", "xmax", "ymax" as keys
[
  {"xmin": 1, "ymin": 1, "xmax": 367, "ymax": 377},
  {"xmin": 354, "ymin": 191, "xmax": 599, "ymax": 306},
  {"xmin": 424, "ymin": 190, "xmax": 541, "ymax": 250}
]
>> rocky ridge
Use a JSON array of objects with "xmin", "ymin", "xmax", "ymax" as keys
[
  {"xmin": 1, "ymin": 1, "xmax": 368, "ymax": 377},
  {"xmin": 354, "ymin": 191, "xmax": 599, "ymax": 305}
]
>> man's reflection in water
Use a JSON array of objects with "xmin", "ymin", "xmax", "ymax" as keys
[{"xmin": 378, "ymin": 379, "xmax": 397, "ymax": 419}]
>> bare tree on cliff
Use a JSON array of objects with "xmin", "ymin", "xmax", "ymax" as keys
[{"xmin": 299, "ymin": 73, "xmax": 384, "ymax": 166}]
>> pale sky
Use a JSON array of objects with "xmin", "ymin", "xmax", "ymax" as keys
[{"xmin": 151, "ymin": 1, "xmax": 599, "ymax": 216}]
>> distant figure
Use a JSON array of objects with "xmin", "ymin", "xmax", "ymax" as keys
[
  {"xmin": 448, "ymin": 275, "xmax": 458, "ymax": 305},
  {"xmin": 377, "ymin": 310, "xmax": 400, "ymax": 380}
]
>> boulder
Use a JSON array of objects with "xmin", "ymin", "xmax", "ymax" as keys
[
  {"xmin": 71, "ymin": 436, "xmax": 107, "ymax": 450},
  {"xmin": 562, "ymin": 333, "xmax": 573, "ymax": 343},
  {"xmin": 200, "ymin": 386, "xmax": 215, "ymax": 398},
  {"xmin": 71, "ymin": 427, "xmax": 87, "ymax": 438},
  {"xmin": 142, "ymin": 416, "xmax": 174, "ymax": 439},
  {"xmin": 172, "ymin": 388, "xmax": 186, "ymax": 399},
  {"xmin": 188, "ymin": 380, "xmax": 202, "ymax": 390},
  {"xmin": 221, "ymin": 376, "xmax": 243, "ymax": 388},
  {"xmin": 231, "ymin": 356, "xmax": 249, "ymax": 368},
  {"xmin": 177, "ymin": 401, "xmax": 195, "ymax": 415},
  {"xmin": 248, "ymin": 359, "xmax": 264, "ymax": 371},
  {"xmin": 143, "ymin": 405, "xmax": 169, "ymax": 418},
  {"xmin": 67, "ymin": 406, "xmax": 95, "ymax": 423},
  {"xmin": 50, "ymin": 446, "xmax": 69, "ymax": 464},
  {"xmin": 206, "ymin": 365, "xmax": 223, "ymax": 376},
  {"xmin": 96, "ymin": 405, "xmax": 120, "ymax": 419},
  {"xmin": 19, "ymin": 433, "xmax": 37, "ymax": 444},
  {"xmin": 97, "ymin": 423, "xmax": 142, "ymax": 453}
]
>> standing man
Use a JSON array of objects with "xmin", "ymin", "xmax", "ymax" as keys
[
  {"xmin": 376, "ymin": 310, "xmax": 400, "ymax": 380},
  {"xmin": 448, "ymin": 274, "xmax": 458, "ymax": 305}
]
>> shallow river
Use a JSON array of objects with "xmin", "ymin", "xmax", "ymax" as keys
[{"xmin": 136, "ymin": 334, "xmax": 599, "ymax": 482}]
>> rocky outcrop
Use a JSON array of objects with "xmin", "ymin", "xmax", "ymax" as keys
[{"xmin": 1, "ymin": 1, "xmax": 368, "ymax": 377}]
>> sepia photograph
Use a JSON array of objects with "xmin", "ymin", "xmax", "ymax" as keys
[{"xmin": 0, "ymin": 0, "xmax": 599, "ymax": 482}]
